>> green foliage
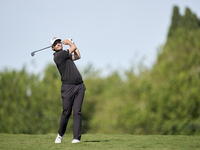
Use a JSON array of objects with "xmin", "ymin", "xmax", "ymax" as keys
[
  {"xmin": 168, "ymin": 6, "xmax": 200, "ymax": 38},
  {"xmin": 168, "ymin": 6, "xmax": 181, "ymax": 37},
  {"xmin": 144, "ymin": 6, "xmax": 200, "ymax": 135},
  {"xmin": 0, "ymin": 6, "xmax": 200, "ymax": 135}
]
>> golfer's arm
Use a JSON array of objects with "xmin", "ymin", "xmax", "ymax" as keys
[
  {"xmin": 72, "ymin": 49, "xmax": 81, "ymax": 61},
  {"xmin": 68, "ymin": 43, "xmax": 77, "ymax": 55}
]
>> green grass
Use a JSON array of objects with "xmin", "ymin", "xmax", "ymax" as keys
[{"xmin": 0, "ymin": 133, "xmax": 200, "ymax": 150}]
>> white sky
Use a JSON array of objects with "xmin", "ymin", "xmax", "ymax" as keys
[{"xmin": 0, "ymin": 0, "xmax": 200, "ymax": 76}]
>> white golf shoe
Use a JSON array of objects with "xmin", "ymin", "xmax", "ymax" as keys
[
  {"xmin": 55, "ymin": 134, "xmax": 63, "ymax": 143},
  {"xmin": 71, "ymin": 139, "xmax": 80, "ymax": 143}
]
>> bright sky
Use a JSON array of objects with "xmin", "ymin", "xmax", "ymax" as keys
[{"xmin": 0, "ymin": 0, "xmax": 200, "ymax": 76}]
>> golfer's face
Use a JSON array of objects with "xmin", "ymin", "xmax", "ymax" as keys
[{"xmin": 53, "ymin": 42, "xmax": 63, "ymax": 51}]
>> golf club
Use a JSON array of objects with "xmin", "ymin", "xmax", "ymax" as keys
[
  {"xmin": 31, "ymin": 46, "xmax": 51, "ymax": 57},
  {"xmin": 31, "ymin": 39, "xmax": 74, "ymax": 57}
]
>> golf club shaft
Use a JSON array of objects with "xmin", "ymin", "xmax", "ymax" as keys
[
  {"xmin": 31, "ymin": 45, "xmax": 51, "ymax": 56},
  {"xmin": 33, "ymin": 45, "xmax": 51, "ymax": 53}
]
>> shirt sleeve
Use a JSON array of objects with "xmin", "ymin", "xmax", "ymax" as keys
[
  {"xmin": 62, "ymin": 50, "xmax": 70, "ymax": 59},
  {"xmin": 64, "ymin": 49, "xmax": 72, "ymax": 60}
]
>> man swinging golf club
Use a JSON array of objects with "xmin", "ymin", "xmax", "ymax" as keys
[{"xmin": 51, "ymin": 37, "xmax": 86, "ymax": 144}]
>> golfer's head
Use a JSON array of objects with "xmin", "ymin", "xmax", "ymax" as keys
[{"xmin": 51, "ymin": 37, "xmax": 63, "ymax": 51}]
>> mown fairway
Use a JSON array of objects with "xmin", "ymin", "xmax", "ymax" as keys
[{"xmin": 0, "ymin": 133, "xmax": 200, "ymax": 150}]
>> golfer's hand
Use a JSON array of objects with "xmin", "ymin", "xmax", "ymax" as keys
[
  {"xmin": 63, "ymin": 39, "xmax": 77, "ymax": 54},
  {"xmin": 62, "ymin": 39, "xmax": 71, "ymax": 45}
]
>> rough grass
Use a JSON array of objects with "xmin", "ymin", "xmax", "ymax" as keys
[{"xmin": 0, "ymin": 133, "xmax": 200, "ymax": 150}]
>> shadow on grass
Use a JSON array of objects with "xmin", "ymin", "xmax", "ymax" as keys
[{"xmin": 84, "ymin": 140, "xmax": 109, "ymax": 143}]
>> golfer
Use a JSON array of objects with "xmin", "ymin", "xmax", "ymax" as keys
[{"xmin": 51, "ymin": 37, "xmax": 86, "ymax": 143}]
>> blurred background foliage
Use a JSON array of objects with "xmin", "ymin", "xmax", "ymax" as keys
[{"xmin": 0, "ymin": 6, "xmax": 200, "ymax": 135}]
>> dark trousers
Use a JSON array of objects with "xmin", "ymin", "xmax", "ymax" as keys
[{"xmin": 58, "ymin": 83, "xmax": 86, "ymax": 140}]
